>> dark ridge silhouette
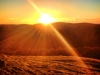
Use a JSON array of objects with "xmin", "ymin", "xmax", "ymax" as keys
[{"xmin": 0, "ymin": 22, "xmax": 100, "ymax": 59}]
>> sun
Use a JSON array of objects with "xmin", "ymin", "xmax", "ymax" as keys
[{"xmin": 38, "ymin": 14, "xmax": 56, "ymax": 25}]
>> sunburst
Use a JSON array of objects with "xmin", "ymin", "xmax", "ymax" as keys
[{"xmin": 38, "ymin": 14, "xmax": 56, "ymax": 25}]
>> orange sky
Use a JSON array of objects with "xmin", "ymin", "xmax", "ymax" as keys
[{"xmin": 0, "ymin": 0, "xmax": 100, "ymax": 24}]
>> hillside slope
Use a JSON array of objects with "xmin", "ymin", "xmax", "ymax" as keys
[{"xmin": 0, "ymin": 55, "xmax": 100, "ymax": 75}]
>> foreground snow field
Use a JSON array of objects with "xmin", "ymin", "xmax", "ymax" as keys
[{"xmin": 0, "ymin": 55, "xmax": 100, "ymax": 75}]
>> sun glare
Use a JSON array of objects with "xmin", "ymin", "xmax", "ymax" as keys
[{"xmin": 38, "ymin": 14, "xmax": 56, "ymax": 25}]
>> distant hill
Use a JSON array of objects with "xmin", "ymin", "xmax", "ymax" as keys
[
  {"xmin": 52, "ymin": 22, "xmax": 100, "ymax": 47},
  {"xmin": 0, "ymin": 22, "xmax": 100, "ymax": 59}
]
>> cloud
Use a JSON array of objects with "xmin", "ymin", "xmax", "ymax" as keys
[{"xmin": 8, "ymin": 18, "xmax": 18, "ymax": 21}]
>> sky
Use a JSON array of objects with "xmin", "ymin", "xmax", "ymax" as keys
[{"xmin": 0, "ymin": 0, "xmax": 100, "ymax": 24}]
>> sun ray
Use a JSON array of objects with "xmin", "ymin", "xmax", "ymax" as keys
[
  {"xmin": 27, "ymin": 0, "xmax": 90, "ymax": 69},
  {"xmin": 49, "ymin": 25, "xmax": 88, "ymax": 68},
  {"xmin": 27, "ymin": 0, "xmax": 42, "ymax": 14}
]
